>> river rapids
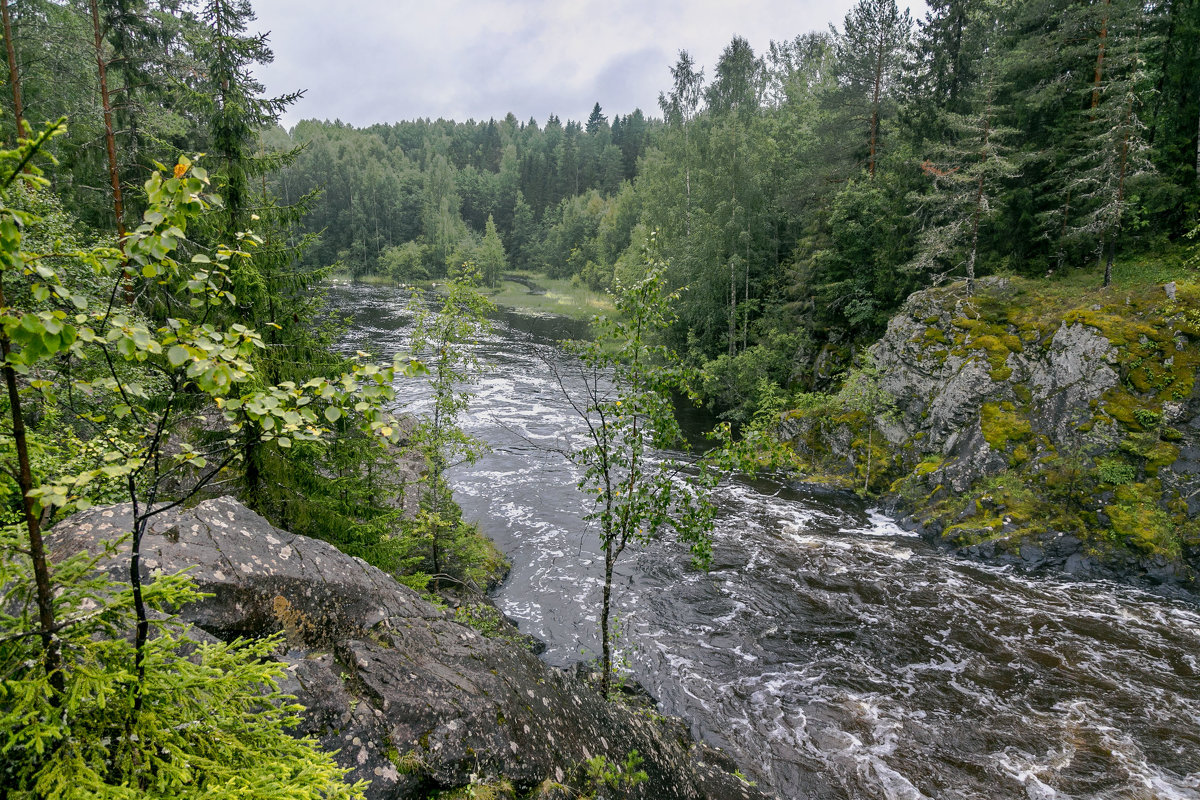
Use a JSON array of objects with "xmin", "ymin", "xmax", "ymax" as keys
[{"xmin": 329, "ymin": 282, "xmax": 1200, "ymax": 800}]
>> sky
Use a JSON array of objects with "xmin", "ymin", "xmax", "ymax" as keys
[{"xmin": 249, "ymin": 0, "xmax": 926, "ymax": 130}]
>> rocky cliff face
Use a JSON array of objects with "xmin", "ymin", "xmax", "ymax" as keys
[
  {"xmin": 47, "ymin": 497, "xmax": 770, "ymax": 800},
  {"xmin": 785, "ymin": 277, "xmax": 1200, "ymax": 592}
]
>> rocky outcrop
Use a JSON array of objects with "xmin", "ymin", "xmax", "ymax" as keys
[
  {"xmin": 46, "ymin": 497, "xmax": 769, "ymax": 800},
  {"xmin": 784, "ymin": 277, "xmax": 1200, "ymax": 592}
]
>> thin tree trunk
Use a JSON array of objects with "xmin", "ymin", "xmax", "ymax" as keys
[
  {"xmin": 684, "ymin": 126, "xmax": 691, "ymax": 237},
  {"xmin": 728, "ymin": 258, "xmax": 737, "ymax": 357},
  {"xmin": 967, "ymin": 112, "xmax": 990, "ymax": 295},
  {"xmin": 1056, "ymin": 187, "xmax": 1072, "ymax": 271},
  {"xmin": 243, "ymin": 437, "xmax": 261, "ymax": 508},
  {"xmin": 0, "ymin": 279, "xmax": 63, "ymax": 697},
  {"xmin": 1105, "ymin": 98, "xmax": 1134, "ymax": 288},
  {"xmin": 1091, "ymin": 0, "xmax": 1112, "ymax": 112},
  {"xmin": 1, "ymin": 0, "xmax": 25, "ymax": 141},
  {"xmin": 868, "ymin": 30, "xmax": 885, "ymax": 177},
  {"xmin": 1103, "ymin": 237, "xmax": 1115, "ymax": 287},
  {"xmin": 129, "ymin": 501, "xmax": 150, "ymax": 712},
  {"xmin": 742, "ymin": 250, "xmax": 749, "ymax": 352},
  {"xmin": 600, "ymin": 540, "xmax": 613, "ymax": 697},
  {"xmin": 89, "ymin": 0, "xmax": 126, "ymax": 245},
  {"xmin": 864, "ymin": 424, "xmax": 873, "ymax": 494}
]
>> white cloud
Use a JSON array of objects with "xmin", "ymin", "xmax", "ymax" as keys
[{"xmin": 250, "ymin": 0, "xmax": 926, "ymax": 128}]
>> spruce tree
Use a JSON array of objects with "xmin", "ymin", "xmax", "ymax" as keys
[{"xmin": 908, "ymin": 62, "xmax": 1020, "ymax": 294}]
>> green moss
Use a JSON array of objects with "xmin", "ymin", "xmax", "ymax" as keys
[
  {"xmin": 1100, "ymin": 388, "xmax": 1155, "ymax": 430},
  {"xmin": 389, "ymin": 748, "xmax": 425, "ymax": 775},
  {"xmin": 1105, "ymin": 485, "xmax": 1180, "ymax": 557},
  {"xmin": 1145, "ymin": 441, "xmax": 1180, "ymax": 475},
  {"xmin": 980, "ymin": 402, "xmax": 1033, "ymax": 450},
  {"xmin": 913, "ymin": 455, "xmax": 944, "ymax": 476},
  {"xmin": 1065, "ymin": 307, "xmax": 1165, "ymax": 348},
  {"xmin": 431, "ymin": 779, "xmax": 515, "ymax": 800},
  {"xmin": 923, "ymin": 327, "xmax": 948, "ymax": 345},
  {"xmin": 942, "ymin": 519, "xmax": 1005, "ymax": 546},
  {"xmin": 954, "ymin": 325, "xmax": 1021, "ymax": 373},
  {"xmin": 1017, "ymin": 324, "xmax": 1041, "ymax": 344},
  {"xmin": 1177, "ymin": 516, "xmax": 1200, "ymax": 547}
]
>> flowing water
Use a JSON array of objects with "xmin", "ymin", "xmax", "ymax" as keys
[{"xmin": 328, "ymin": 282, "xmax": 1200, "ymax": 800}]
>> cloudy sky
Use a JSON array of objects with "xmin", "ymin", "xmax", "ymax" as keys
[{"xmin": 250, "ymin": 0, "xmax": 925, "ymax": 130}]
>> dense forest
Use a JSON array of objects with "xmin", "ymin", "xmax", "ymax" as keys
[{"xmin": 248, "ymin": 0, "xmax": 1200, "ymax": 419}]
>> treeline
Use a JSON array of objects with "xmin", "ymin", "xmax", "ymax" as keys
[
  {"xmin": 264, "ymin": 106, "xmax": 655, "ymax": 284},
  {"xmin": 269, "ymin": 0, "xmax": 1199, "ymax": 420}
]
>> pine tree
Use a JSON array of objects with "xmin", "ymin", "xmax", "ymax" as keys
[
  {"xmin": 835, "ymin": 0, "xmax": 913, "ymax": 177},
  {"xmin": 585, "ymin": 101, "xmax": 607, "ymax": 134}
]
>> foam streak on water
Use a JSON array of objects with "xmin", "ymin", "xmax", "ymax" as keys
[{"xmin": 328, "ymin": 283, "xmax": 1200, "ymax": 800}]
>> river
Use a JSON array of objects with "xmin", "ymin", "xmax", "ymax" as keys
[{"xmin": 327, "ymin": 281, "xmax": 1200, "ymax": 800}]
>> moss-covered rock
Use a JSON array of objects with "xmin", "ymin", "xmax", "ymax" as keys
[{"xmin": 780, "ymin": 276, "xmax": 1200, "ymax": 592}]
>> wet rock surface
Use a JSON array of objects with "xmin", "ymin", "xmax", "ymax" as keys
[{"xmin": 47, "ymin": 497, "xmax": 770, "ymax": 800}]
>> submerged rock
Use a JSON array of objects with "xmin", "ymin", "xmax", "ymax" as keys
[{"xmin": 47, "ymin": 497, "xmax": 771, "ymax": 800}]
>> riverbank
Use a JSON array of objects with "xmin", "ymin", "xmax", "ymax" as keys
[
  {"xmin": 326, "ymin": 271, "xmax": 613, "ymax": 322},
  {"xmin": 780, "ymin": 265, "xmax": 1200, "ymax": 595},
  {"xmin": 487, "ymin": 271, "xmax": 614, "ymax": 320}
]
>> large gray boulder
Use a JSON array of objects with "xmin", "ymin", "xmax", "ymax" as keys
[
  {"xmin": 787, "ymin": 277, "xmax": 1200, "ymax": 591},
  {"xmin": 46, "ymin": 497, "xmax": 770, "ymax": 800}
]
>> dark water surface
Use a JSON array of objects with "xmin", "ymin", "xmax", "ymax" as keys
[{"xmin": 328, "ymin": 282, "xmax": 1200, "ymax": 800}]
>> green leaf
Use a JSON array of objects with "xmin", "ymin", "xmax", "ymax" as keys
[
  {"xmin": 167, "ymin": 345, "xmax": 189, "ymax": 367},
  {"xmin": 323, "ymin": 406, "xmax": 342, "ymax": 423}
]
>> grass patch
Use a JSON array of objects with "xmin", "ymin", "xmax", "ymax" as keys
[{"xmin": 487, "ymin": 271, "xmax": 614, "ymax": 320}]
